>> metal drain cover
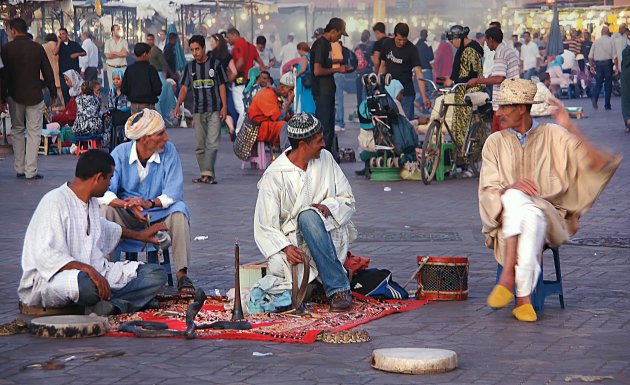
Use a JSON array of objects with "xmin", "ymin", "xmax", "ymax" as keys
[
  {"xmin": 357, "ymin": 231, "xmax": 461, "ymax": 243},
  {"xmin": 569, "ymin": 237, "xmax": 630, "ymax": 248}
]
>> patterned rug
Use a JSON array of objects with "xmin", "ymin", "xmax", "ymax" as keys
[{"xmin": 105, "ymin": 294, "xmax": 428, "ymax": 344}]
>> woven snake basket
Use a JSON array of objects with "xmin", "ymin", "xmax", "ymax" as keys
[{"xmin": 233, "ymin": 118, "xmax": 260, "ymax": 161}]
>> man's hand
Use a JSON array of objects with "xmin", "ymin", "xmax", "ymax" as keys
[
  {"xmin": 123, "ymin": 197, "xmax": 151, "ymax": 210},
  {"xmin": 422, "ymin": 97, "xmax": 431, "ymax": 110},
  {"xmin": 137, "ymin": 223, "xmax": 168, "ymax": 245},
  {"xmin": 129, "ymin": 205, "xmax": 148, "ymax": 223},
  {"xmin": 466, "ymin": 78, "xmax": 478, "ymax": 88},
  {"xmin": 614, "ymin": 68, "xmax": 619, "ymax": 77},
  {"xmin": 508, "ymin": 179, "xmax": 539, "ymax": 196},
  {"xmin": 174, "ymin": 106, "xmax": 181, "ymax": 119},
  {"xmin": 87, "ymin": 268, "xmax": 111, "ymax": 300},
  {"xmin": 344, "ymin": 65, "xmax": 355, "ymax": 73},
  {"xmin": 220, "ymin": 106, "xmax": 227, "ymax": 121},
  {"xmin": 81, "ymin": 71, "xmax": 85, "ymax": 78},
  {"xmin": 590, "ymin": 66, "xmax": 596, "ymax": 75},
  {"xmin": 549, "ymin": 98, "xmax": 572, "ymax": 130},
  {"xmin": 311, "ymin": 204, "xmax": 332, "ymax": 218},
  {"xmin": 283, "ymin": 245, "xmax": 306, "ymax": 265}
]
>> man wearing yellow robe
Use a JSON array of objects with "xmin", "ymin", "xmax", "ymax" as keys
[{"xmin": 479, "ymin": 78, "xmax": 621, "ymax": 322}]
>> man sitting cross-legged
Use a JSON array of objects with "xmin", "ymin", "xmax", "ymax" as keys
[
  {"xmin": 99, "ymin": 109, "xmax": 194, "ymax": 293},
  {"xmin": 254, "ymin": 113, "xmax": 356, "ymax": 312},
  {"xmin": 18, "ymin": 150, "xmax": 167, "ymax": 316},
  {"xmin": 480, "ymin": 78, "xmax": 620, "ymax": 322}
]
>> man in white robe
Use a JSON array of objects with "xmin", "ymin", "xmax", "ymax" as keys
[
  {"xmin": 18, "ymin": 150, "xmax": 168, "ymax": 316},
  {"xmin": 254, "ymin": 113, "xmax": 356, "ymax": 312}
]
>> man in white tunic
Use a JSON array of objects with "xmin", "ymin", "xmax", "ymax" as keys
[
  {"xmin": 254, "ymin": 113, "xmax": 356, "ymax": 312},
  {"xmin": 18, "ymin": 150, "xmax": 168, "ymax": 316},
  {"xmin": 480, "ymin": 79, "xmax": 620, "ymax": 322}
]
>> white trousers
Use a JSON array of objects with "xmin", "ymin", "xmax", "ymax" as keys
[
  {"xmin": 501, "ymin": 189, "xmax": 547, "ymax": 297},
  {"xmin": 232, "ymin": 84, "xmax": 245, "ymax": 133}
]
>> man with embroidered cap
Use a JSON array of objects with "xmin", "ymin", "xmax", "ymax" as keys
[
  {"xmin": 480, "ymin": 78, "xmax": 620, "ymax": 322},
  {"xmin": 18, "ymin": 149, "xmax": 167, "ymax": 316},
  {"xmin": 99, "ymin": 109, "xmax": 195, "ymax": 294},
  {"xmin": 247, "ymin": 71, "xmax": 295, "ymax": 146},
  {"xmin": 254, "ymin": 113, "xmax": 356, "ymax": 312}
]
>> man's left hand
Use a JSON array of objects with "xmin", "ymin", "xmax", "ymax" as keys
[
  {"xmin": 220, "ymin": 107, "xmax": 227, "ymax": 121},
  {"xmin": 423, "ymin": 98, "xmax": 432, "ymax": 110},
  {"xmin": 311, "ymin": 204, "xmax": 331, "ymax": 218},
  {"xmin": 137, "ymin": 223, "xmax": 168, "ymax": 245}
]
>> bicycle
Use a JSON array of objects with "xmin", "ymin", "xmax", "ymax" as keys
[{"xmin": 418, "ymin": 79, "xmax": 491, "ymax": 185}]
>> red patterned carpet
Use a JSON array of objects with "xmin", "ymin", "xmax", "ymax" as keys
[{"xmin": 106, "ymin": 294, "xmax": 428, "ymax": 344}]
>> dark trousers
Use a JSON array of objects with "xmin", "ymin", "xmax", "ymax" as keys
[
  {"xmin": 593, "ymin": 60, "xmax": 613, "ymax": 109},
  {"xmin": 59, "ymin": 72, "xmax": 71, "ymax": 106},
  {"xmin": 315, "ymin": 93, "xmax": 336, "ymax": 157},
  {"xmin": 84, "ymin": 67, "xmax": 98, "ymax": 82}
]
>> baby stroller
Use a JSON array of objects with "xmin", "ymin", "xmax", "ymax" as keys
[{"xmin": 357, "ymin": 73, "xmax": 419, "ymax": 180}]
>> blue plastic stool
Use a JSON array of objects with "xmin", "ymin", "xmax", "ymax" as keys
[
  {"xmin": 496, "ymin": 246, "xmax": 565, "ymax": 312},
  {"xmin": 115, "ymin": 243, "xmax": 174, "ymax": 287}
]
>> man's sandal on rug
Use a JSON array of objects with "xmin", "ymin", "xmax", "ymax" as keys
[
  {"xmin": 512, "ymin": 303, "xmax": 537, "ymax": 322},
  {"xmin": 176, "ymin": 268, "xmax": 195, "ymax": 294},
  {"xmin": 486, "ymin": 285, "xmax": 514, "ymax": 309}
]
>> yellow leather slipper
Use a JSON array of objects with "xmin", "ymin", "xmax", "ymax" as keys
[
  {"xmin": 487, "ymin": 285, "xmax": 514, "ymax": 309},
  {"xmin": 512, "ymin": 303, "xmax": 538, "ymax": 322}
]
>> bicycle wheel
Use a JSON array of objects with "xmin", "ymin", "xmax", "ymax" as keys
[
  {"xmin": 420, "ymin": 120, "xmax": 443, "ymax": 185},
  {"xmin": 464, "ymin": 115, "xmax": 489, "ymax": 177}
]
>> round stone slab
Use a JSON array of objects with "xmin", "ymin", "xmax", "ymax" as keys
[
  {"xmin": 29, "ymin": 315, "xmax": 109, "ymax": 339},
  {"xmin": 371, "ymin": 348, "xmax": 457, "ymax": 375}
]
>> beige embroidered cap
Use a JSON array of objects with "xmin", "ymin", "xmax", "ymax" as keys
[{"xmin": 494, "ymin": 78, "xmax": 542, "ymax": 106}]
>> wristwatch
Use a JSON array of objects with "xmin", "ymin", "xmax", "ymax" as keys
[{"xmin": 149, "ymin": 199, "xmax": 156, "ymax": 208}]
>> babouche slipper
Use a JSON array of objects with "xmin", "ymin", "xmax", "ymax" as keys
[
  {"xmin": 512, "ymin": 303, "xmax": 537, "ymax": 322},
  {"xmin": 487, "ymin": 285, "xmax": 514, "ymax": 309}
]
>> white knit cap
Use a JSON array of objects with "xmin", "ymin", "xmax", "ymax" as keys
[
  {"xmin": 286, "ymin": 113, "xmax": 322, "ymax": 140},
  {"xmin": 279, "ymin": 72, "xmax": 296, "ymax": 88}
]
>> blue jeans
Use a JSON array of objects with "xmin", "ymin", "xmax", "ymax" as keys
[
  {"xmin": 522, "ymin": 68, "xmax": 536, "ymax": 80},
  {"xmin": 77, "ymin": 264, "xmax": 166, "ymax": 313},
  {"xmin": 334, "ymin": 73, "xmax": 345, "ymax": 128},
  {"xmin": 297, "ymin": 210, "xmax": 350, "ymax": 297},
  {"xmin": 593, "ymin": 60, "xmax": 614, "ymax": 109},
  {"xmin": 402, "ymin": 95, "xmax": 415, "ymax": 120}
]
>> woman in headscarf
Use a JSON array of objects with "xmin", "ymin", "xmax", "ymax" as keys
[
  {"xmin": 156, "ymin": 73, "xmax": 177, "ymax": 127},
  {"xmin": 546, "ymin": 55, "xmax": 569, "ymax": 94},
  {"xmin": 108, "ymin": 68, "xmax": 131, "ymax": 146},
  {"xmin": 295, "ymin": 42, "xmax": 315, "ymax": 114},
  {"xmin": 51, "ymin": 70, "xmax": 83, "ymax": 126},
  {"xmin": 73, "ymin": 81, "xmax": 103, "ymax": 136},
  {"xmin": 444, "ymin": 25, "xmax": 484, "ymax": 156}
]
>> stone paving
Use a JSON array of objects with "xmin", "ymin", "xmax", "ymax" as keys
[{"xmin": 0, "ymin": 97, "xmax": 629, "ymax": 384}]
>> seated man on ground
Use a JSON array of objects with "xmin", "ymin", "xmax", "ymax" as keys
[
  {"xmin": 480, "ymin": 78, "xmax": 620, "ymax": 322},
  {"xmin": 247, "ymin": 72, "xmax": 295, "ymax": 147},
  {"xmin": 254, "ymin": 113, "xmax": 356, "ymax": 312},
  {"xmin": 531, "ymin": 72, "xmax": 557, "ymax": 117},
  {"xmin": 18, "ymin": 150, "xmax": 167, "ymax": 316},
  {"xmin": 99, "ymin": 109, "xmax": 194, "ymax": 293}
]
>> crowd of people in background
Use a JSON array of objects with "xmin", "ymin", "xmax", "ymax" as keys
[{"xmin": 1, "ymin": 14, "xmax": 630, "ymax": 182}]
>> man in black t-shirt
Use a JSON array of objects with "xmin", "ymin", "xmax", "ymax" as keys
[
  {"xmin": 371, "ymin": 22, "xmax": 387, "ymax": 73},
  {"xmin": 310, "ymin": 17, "xmax": 353, "ymax": 159},
  {"xmin": 174, "ymin": 35, "xmax": 227, "ymax": 185},
  {"xmin": 54, "ymin": 28, "xmax": 86, "ymax": 105},
  {"xmin": 378, "ymin": 23, "xmax": 431, "ymax": 119}
]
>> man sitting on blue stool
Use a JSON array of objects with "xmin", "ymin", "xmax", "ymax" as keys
[
  {"xmin": 479, "ymin": 78, "xmax": 620, "ymax": 322},
  {"xmin": 99, "ymin": 109, "xmax": 194, "ymax": 293}
]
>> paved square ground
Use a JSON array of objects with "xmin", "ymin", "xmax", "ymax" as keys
[{"xmin": 0, "ymin": 98, "xmax": 628, "ymax": 384}]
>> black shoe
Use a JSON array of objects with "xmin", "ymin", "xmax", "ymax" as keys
[
  {"xmin": 592, "ymin": 100, "xmax": 598, "ymax": 109},
  {"xmin": 605, "ymin": 106, "xmax": 612, "ymax": 110},
  {"xmin": 16, "ymin": 173, "xmax": 25, "ymax": 178},
  {"xmin": 329, "ymin": 291, "xmax": 353, "ymax": 312},
  {"xmin": 355, "ymin": 168, "xmax": 367, "ymax": 176},
  {"xmin": 25, "ymin": 174, "xmax": 43, "ymax": 180},
  {"xmin": 208, "ymin": 176, "xmax": 217, "ymax": 184}
]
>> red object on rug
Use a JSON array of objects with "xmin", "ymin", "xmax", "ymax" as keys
[{"xmin": 105, "ymin": 294, "xmax": 428, "ymax": 344}]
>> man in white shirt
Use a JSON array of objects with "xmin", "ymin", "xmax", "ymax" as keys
[
  {"xmin": 157, "ymin": 30, "xmax": 167, "ymax": 51},
  {"xmin": 79, "ymin": 31, "xmax": 99, "ymax": 81},
  {"xmin": 18, "ymin": 149, "xmax": 167, "ymax": 316},
  {"xmin": 519, "ymin": 31, "xmax": 540, "ymax": 80},
  {"xmin": 561, "ymin": 44, "xmax": 576, "ymax": 73},
  {"xmin": 278, "ymin": 33, "xmax": 299, "ymax": 68},
  {"xmin": 104, "ymin": 24, "xmax": 129, "ymax": 90},
  {"xmin": 613, "ymin": 24, "xmax": 629, "ymax": 67}
]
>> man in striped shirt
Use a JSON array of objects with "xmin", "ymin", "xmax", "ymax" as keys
[
  {"xmin": 467, "ymin": 27, "xmax": 520, "ymax": 132},
  {"xmin": 175, "ymin": 35, "xmax": 227, "ymax": 185}
]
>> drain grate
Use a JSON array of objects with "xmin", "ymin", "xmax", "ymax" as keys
[
  {"xmin": 568, "ymin": 237, "xmax": 630, "ymax": 248},
  {"xmin": 357, "ymin": 231, "xmax": 462, "ymax": 243}
]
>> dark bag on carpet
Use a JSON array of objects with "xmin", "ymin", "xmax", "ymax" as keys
[
  {"xmin": 233, "ymin": 118, "xmax": 261, "ymax": 160},
  {"xmin": 351, "ymin": 268, "xmax": 409, "ymax": 300}
]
